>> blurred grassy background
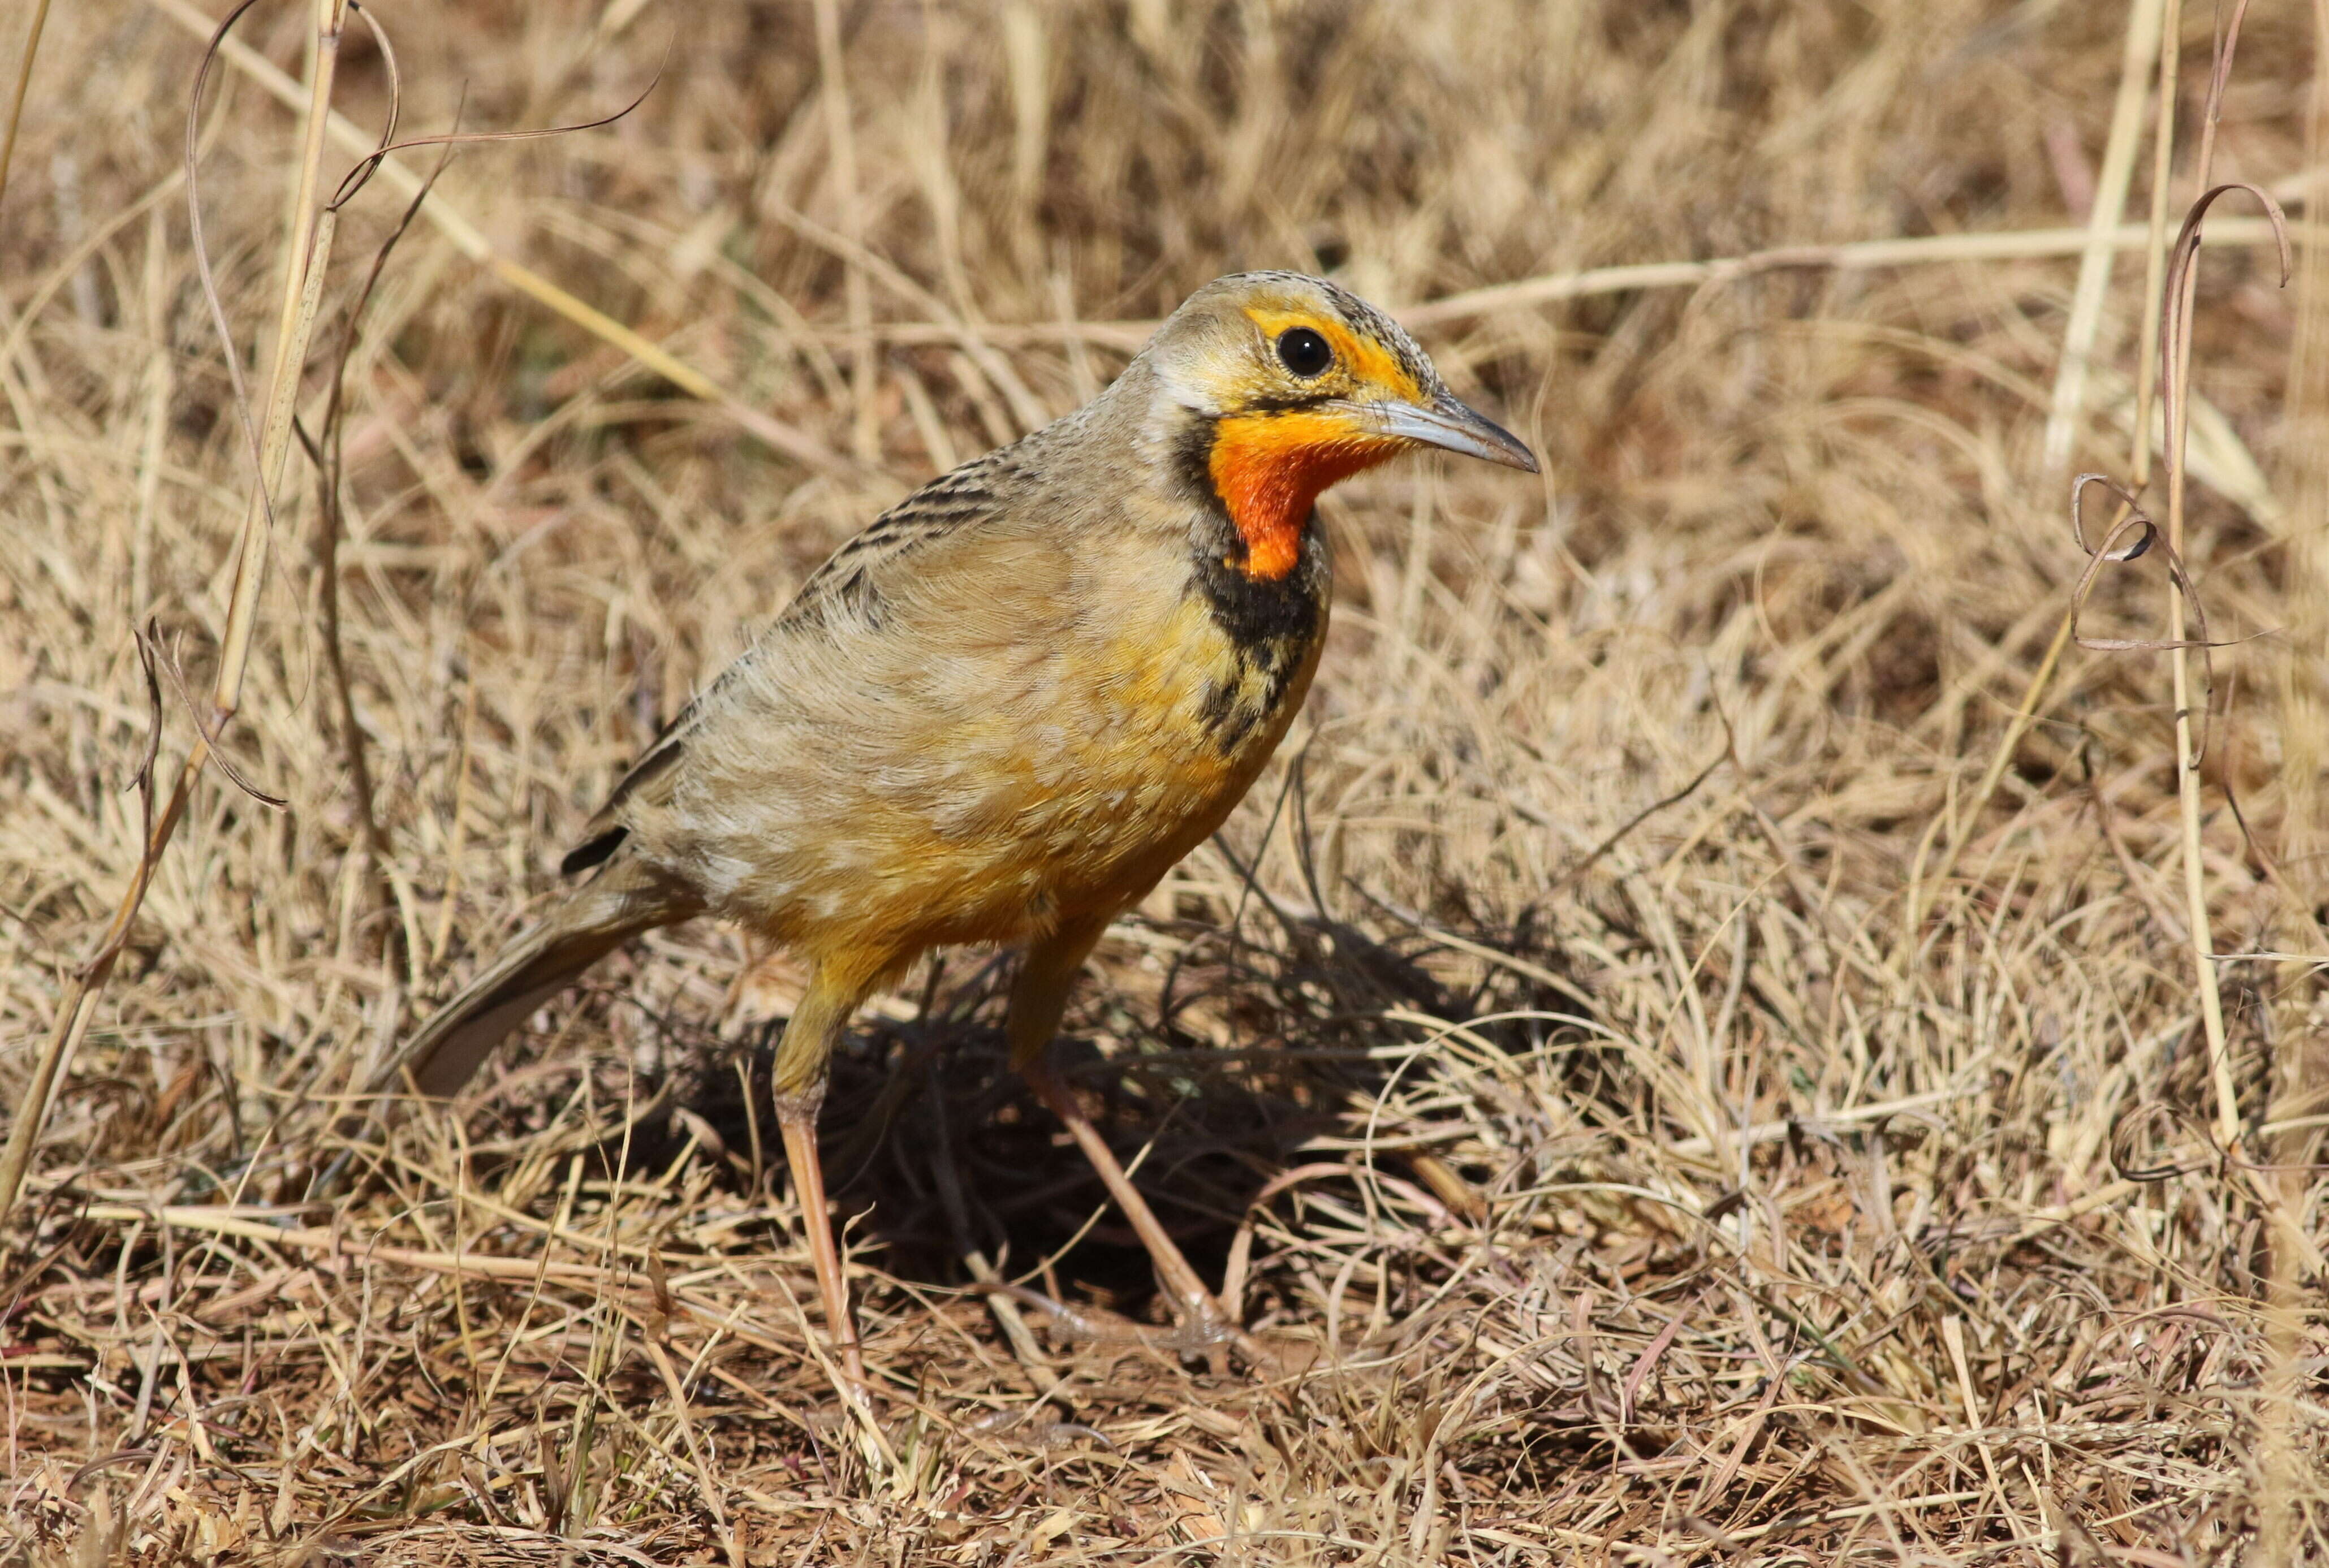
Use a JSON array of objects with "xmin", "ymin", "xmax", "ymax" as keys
[{"xmin": 3, "ymin": 0, "xmax": 2326, "ymax": 1561}]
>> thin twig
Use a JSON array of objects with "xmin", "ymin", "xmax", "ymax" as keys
[
  {"xmin": 0, "ymin": 0, "xmax": 351, "ymax": 1232},
  {"xmin": 2159, "ymin": 1, "xmax": 2275, "ymax": 1148},
  {"xmin": 300, "ymin": 74, "xmax": 455, "ymax": 965}
]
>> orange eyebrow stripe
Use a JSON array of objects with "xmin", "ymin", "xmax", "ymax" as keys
[
  {"xmin": 1209, "ymin": 409, "xmax": 1401, "ymax": 581},
  {"xmin": 1244, "ymin": 308, "xmax": 1425, "ymax": 403}
]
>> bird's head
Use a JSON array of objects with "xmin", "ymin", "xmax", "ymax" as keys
[{"xmin": 1142, "ymin": 271, "xmax": 1538, "ymax": 581}]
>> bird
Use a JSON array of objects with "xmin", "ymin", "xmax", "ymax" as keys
[{"xmin": 366, "ymin": 270, "xmax": 1538, "ymax": 1391}]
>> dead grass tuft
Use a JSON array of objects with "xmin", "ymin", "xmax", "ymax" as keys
[{"xmin": 4, "ymin": 1, "xmax": 2327, "ymax": 1561}]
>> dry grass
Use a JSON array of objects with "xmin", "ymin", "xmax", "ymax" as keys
[{"xmin": 5, "ymin": 1, "xmax": 2328, "ymax": 1561}]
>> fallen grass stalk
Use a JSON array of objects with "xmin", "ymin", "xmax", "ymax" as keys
[
  {"xmin": 1396, "ymin": 217, "xmax": 2290, "ymax": 325},
  {"xmin": 838, "ymin": 217, "xmax": 2298, "ymax": 352}
]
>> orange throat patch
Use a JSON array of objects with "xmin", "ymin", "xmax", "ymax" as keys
[{"xmin": 1208, "ymin": 410, "xmax": 1400, "ymax": 580}]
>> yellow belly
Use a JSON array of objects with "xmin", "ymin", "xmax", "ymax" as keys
[{"xmin": 799, "ymin": 590, "xmax": 1318, "ymax": 959}]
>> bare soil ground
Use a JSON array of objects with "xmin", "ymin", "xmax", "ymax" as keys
[{"xmin": 3, "ymin": 1, "xmax": 2327, "ymax": 1562}]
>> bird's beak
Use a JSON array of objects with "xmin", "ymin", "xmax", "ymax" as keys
[{"xmin": 1373, "ymin": 391, "xmax": 1540, "ymax": 473}]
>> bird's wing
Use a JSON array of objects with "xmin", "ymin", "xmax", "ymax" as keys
[{"xmin": 559, "ymin": 447, "xmax": 1025, "ymax": 875}]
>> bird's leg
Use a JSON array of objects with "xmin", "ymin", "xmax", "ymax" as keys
[
  {"xmin": 1008, "ymin": 919, "xmax": 1240, "ymax": 1349},
  {"xmin": 1017, "ymin": 1053, "xmax": 1235, "ymax": 1343},
  {"xmin": 773, "ymin": 958, "xmax": 885, "ymax": 1400},
  {"xmin": 774, "ymin": 1081, "xmax": 861, "ymax": 1391}
]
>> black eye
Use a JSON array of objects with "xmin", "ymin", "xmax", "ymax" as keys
[{"xmin": 1275, "ymin": 326, "xmax": 1332, "ymax": 378}]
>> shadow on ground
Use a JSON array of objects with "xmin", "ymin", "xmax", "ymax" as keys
[{"xmin": 602, "ymin": 899, "xmax": 1594, "ymax": 1324}]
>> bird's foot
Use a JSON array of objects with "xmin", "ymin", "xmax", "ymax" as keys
[
  {"xmin": 993, "ymin": 1281, "xmax": 1269, "ymax": 1372},
  {"xmin": 1161, "ymin": 1284, "xmax": 1241, "ymax": 1361}
]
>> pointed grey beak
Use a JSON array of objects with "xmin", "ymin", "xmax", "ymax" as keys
[{"xmin": 1376, "ymin": 391, "xmax": 1539, "ymax": 473}]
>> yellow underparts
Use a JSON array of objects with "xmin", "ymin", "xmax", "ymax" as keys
[{"xmin": 1209, "ymin": 409, "xmax": 1401, "ymax": 580}]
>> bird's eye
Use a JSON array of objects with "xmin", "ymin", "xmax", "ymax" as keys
[{"xmin": 1275, "ymin": 326, "xmax": 1332, "ymax": 378}]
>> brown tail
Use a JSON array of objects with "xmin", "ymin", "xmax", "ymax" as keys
[{"xmin": 369, "ymin": 856, "xmax": 698, "ymax": 1102}]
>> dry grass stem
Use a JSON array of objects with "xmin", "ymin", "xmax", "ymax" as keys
[
  {"xmin": 2155, "ymin": 1, "xmax": 2268, "ymax": 1151},
  {"xmin": 0, "ymin": 0, "xmax": 350, "ymax": 1230},
  {"xmin": 2039, "ymin": 0, "xmax": 2163, "ymax": 479},
  {"xmin": 0, "ymin": 0, "xmax": 55, "ymax": 215}
]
